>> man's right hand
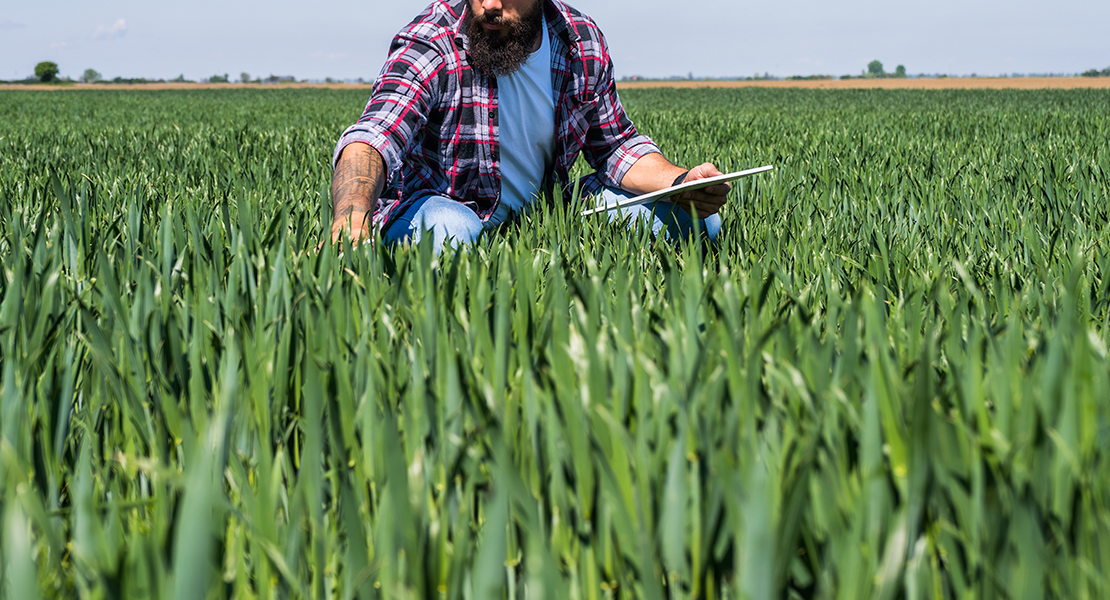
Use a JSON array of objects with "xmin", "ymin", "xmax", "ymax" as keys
[
  {"xmin": 329, "ymin": 142, "xmax": 386, "ymax": 246},
  {"xmin": 330, "ymin": 209, "xmax": 373, "ymax": 245}
]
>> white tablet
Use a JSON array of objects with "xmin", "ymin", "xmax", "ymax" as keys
[{"xmin": 580, "ymin": 165, "xmax": 774, "ymax": 217}]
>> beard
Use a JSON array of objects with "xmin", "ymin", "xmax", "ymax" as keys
[{"xmin": 464, "ymin": 0, "xmax": 544, "ymax": 77}]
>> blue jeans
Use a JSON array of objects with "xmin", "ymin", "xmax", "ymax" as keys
[
  {"xmin": 597, "ymin": 187, "xmax": 721, "ymax": 242},
  {"xmin": 383, "ymin": 188, "xmax": 720, "ymax": 251},
  {"xmin": 383, "ymin": 195, "xmax": 486, "ymax": 251}
]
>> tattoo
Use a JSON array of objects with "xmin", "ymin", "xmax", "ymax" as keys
[{"xmin": 331, "ymin": 145, "xmax": 386, "ymax": 224}]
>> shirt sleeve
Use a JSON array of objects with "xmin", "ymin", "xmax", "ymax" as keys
[
  {"xmin": 579, "ymin": 35, "xmax": 660, "ymax": 189},
  {"xmin": 332, "ymin": 24, "xmax": 448, "ymax": 187}
]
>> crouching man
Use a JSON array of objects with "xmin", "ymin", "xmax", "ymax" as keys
[{"xmin": 330, "ymin": 0, "xmax": 731, "ymax": 250}]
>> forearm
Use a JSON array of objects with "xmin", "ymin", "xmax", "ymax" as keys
[
  {"xmin": 331, "ymin": 142, "xmax": 386, "ymax": 223},
  {"xmin": 618, "ymin": 152, "xmax": 687, "ymax": 195}
]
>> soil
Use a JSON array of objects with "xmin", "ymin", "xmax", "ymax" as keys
[{"xmin": 2, "ymin": 78, "xmax": 1108, "ymax": 92}]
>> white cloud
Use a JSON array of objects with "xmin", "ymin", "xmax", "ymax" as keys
[
  {"xmin": 0, "ymin": 19, "xmax": 25, "ymax": 30},
  {"xmin": 93, "ymin": 18, "xmax": 127, "ymax": 41},
  {"xmin": 49, "ymin": 41, "xmax": 69, "ymax": 49}
]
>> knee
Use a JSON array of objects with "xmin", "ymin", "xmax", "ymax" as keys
[
  {"xmin": 386, "ymin": 197, "xmax": 484, "ymax": 251},
  {"xmin": 420, "ymin": 201, "xmax": 484, "ymax": 249}
]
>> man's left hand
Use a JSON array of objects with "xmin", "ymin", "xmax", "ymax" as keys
[{"xmin": 673, "ymin": 163, "xmax": 731, "ymax": 219}]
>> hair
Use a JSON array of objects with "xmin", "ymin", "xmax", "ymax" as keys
[{"xmin": 463, "ymin": 0, "xmax": 545, "ymax": 77}]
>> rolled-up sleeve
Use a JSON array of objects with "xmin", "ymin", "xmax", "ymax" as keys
[
  {"xmin": 579, "ymin": 36, "xmax": 660, "ymax": 189},
  {"xmin": 333, "ymin": 24, "xmax": 447, "ymax": 186}
]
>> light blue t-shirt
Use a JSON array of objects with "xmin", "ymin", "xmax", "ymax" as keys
[{"xmin": 488, "ymin": 22, "xmax": 555, "ymax": 226}]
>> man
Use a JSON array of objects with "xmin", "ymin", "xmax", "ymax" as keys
[{"xmin": 330, "ymin": 0, "xmax": 731, "ymax": 250}]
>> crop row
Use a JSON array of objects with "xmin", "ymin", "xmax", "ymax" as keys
[{"xmin": 0, "ymin": 89, "xmax": 1108, "ymax": 598}]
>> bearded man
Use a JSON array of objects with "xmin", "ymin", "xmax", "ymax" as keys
[{"xmin": 330, "ymin": 0, "xmax": 731, "ymax": 250}]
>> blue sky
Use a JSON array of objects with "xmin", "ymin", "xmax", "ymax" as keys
[{"xmin": 1, "ymin": 0, "xmax": 1107, "ymax": 81}]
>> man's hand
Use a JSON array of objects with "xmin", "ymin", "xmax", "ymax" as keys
[
  {"xmin": 331, "ymin": 209, "xmax": 373, "ymax": 245},
  {"xmin": 329, "ymin": 142, "xmax": 386, "ymax": 246},
  {"xmin": 672, "ymin": 162, "xmax": 731, "ymax": 219}
]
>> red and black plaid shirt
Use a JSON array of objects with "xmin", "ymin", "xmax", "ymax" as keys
[{"xmin": 333, "ymin": 0, "xmax": 660, "ymax": 229}]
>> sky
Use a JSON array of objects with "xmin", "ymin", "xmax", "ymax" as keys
[{"xmin": 1, "ymin": 0, "xmax": 1108, "ymax": 82}]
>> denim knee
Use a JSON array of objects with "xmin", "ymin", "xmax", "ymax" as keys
[{"xmin": 385, "ymin": 195, "xmax": 484, "ymax": 251}]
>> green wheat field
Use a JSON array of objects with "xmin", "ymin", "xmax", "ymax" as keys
[{"xmin": 1, "ymin": 88, "xmax": 1108, "ymax": 599}]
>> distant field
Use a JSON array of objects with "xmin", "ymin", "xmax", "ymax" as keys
[
  {"xmin": 619, "ymin": 76, "xmax": 1110, "ymax": 90},
  {"xmin": 1, "ymin": 88, "xmax": 1109, "ymax": 599},
  {"xmin": 3, "ymin": 76, "xmax": 1110, "ymax": 91}
]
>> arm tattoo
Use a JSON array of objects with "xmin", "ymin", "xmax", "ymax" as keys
[{"xmin": 331, "ymin": 145, "xmax": 386, "ymax": 224}]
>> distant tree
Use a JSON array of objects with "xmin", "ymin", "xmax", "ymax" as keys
[
  {"xmin": 895, "ymin": 65, "xmax": 907, "ymax": 78},
  {"xmin": 240, "ymin": 72, "xmax": 251, "ymax": 83},
  {"xmin": 208, "ymin": 73, "xmax": 229, "ymax": 83},
  {"xmin": 1082, "ymin": 69, "xmax": 1101, "ymax": 78},
  {"xmin": 81, "ymin": 68, "xmax": 102, "ymax": 83},
  {"xmin": 171, "ymin": 74, "xmax": 188, "ymax": 83},
  {"xmin": 868, "ymin": 60, "xmax": 885, "ymax": 77},
  {"xmin": 1103, "ymin": 67, "xmax": 1110, "ymax": 77},
  {"xmin": 35, "ymin": 61, "xmax": 60, "ymax": 82}
]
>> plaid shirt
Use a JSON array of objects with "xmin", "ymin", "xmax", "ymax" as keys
[{"xmin": 333, "ymin": 0, "xmax": 660, "ymax": 229}]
